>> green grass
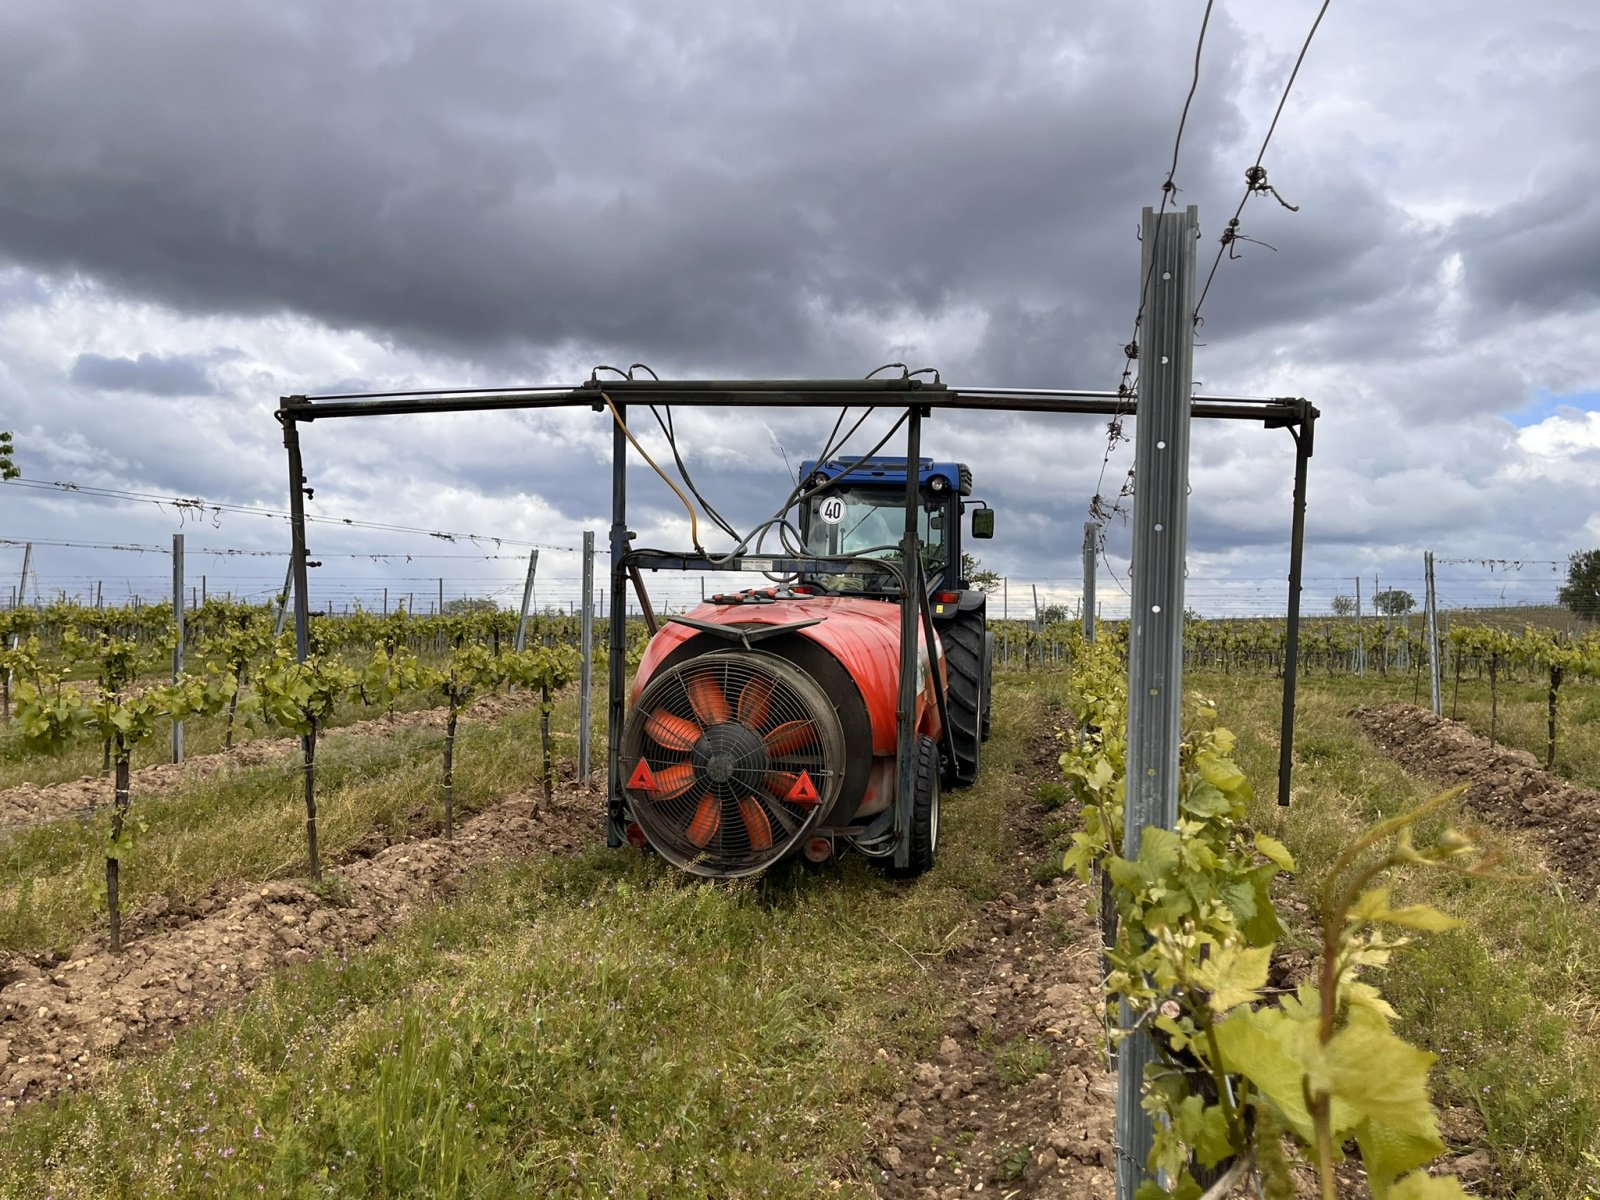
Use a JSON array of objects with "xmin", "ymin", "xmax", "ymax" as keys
[
  {"xmin": 0, "ymin": 677, "xmax": 1052, "ymax": 1199},
  {"xmin": 1190, "ymin": 669, "xmax": 1600, "ymax": 1199}
]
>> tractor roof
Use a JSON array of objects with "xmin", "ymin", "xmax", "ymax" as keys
[{"xmin": 799, "ymin": 456, "xmax": 972, "ymax": 496}]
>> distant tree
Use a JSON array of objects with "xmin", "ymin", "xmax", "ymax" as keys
[
  {"xmin": 1331, "ymin": 594, "xmax": 1356, "ymax": 617},
  {"xmin": 960, "ymin": 553, "xmax": 1001, "ymax": 594},
  {"xmin": 1039, "ymin": 603, "xmax": 1072, "ymax": 624},
  {"xmin": 1558, "ymin": 549, "xmax": 1600, "ymax": 622},
  {"xmin": 0, "ymin": 431, "xmax": 18, "ymax": 480},
  {"xmin": 1373, "ymin": 588, "xmax": 1415, "ymax": 616},
  {"xmin": 442, "ymin": 597, "xmax": 501, "ymax": 616}
]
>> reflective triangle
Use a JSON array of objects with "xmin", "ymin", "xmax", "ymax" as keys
[
  {"xmin": 784, "ymin": 770, "xmax": 821, "ymax": 806},
  {"xmin": 626, "ymin": 758, "xmax": 656, "ymax": 792}
]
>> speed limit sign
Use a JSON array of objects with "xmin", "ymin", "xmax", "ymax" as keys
[{"xmin": 818, "ymin": 497, "xmax": 846, "ymax": 524}]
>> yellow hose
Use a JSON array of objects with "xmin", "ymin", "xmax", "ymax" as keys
[{"xmin": 602, "ymin": 392, "xmax": 704, "ymax": 553}]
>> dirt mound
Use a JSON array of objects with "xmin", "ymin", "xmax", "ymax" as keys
[
  {"xmin": 1352, "ymin": 702, "xmax": 1600, "ymax": 902},
  {"xmin": 0, "ymin": 686, "xmax": 553, "ymax": 829},
  {"xmin": 0, "ymin": 785, "xmax": 599, "ymax": 1112}
]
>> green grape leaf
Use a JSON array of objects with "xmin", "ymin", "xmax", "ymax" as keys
[
  {"xmin": 1195, "ymin": 749, "xmax": 1249, "ymax": 797},
  {"xmin": 1254, "ymin": 832, "xmax": 1296, "ymax": 871},
  {"xmin": 1194, "ymin": 942, "xmax": 1273, "ymax": 1013},
  {"xmin": 1356, "ymin": 1118, "xmax": 1448, "ymax": 1198},
  {"xmin": 1387, "ymin": 1172, "xmax": 1470, "ymax": 1200}
]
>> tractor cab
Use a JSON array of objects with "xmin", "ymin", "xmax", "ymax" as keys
[{"xmin": 797, "ymin": 457, "xmax": 991, "ymax": 602}]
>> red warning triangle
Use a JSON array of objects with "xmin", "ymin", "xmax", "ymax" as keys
[
  {"xmin": 784, "ymin": 770, "xmax": 821, "ymax": 806},
  {"xmin": 626, "ymin": 758, "xmax": 656, "ymax": 792}
]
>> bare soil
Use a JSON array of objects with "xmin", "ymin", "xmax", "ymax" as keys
[
  {"xmin": 0, "ymin": 782, "xmax": 598, "ymax": 1113},
  {"xmin": 0, "ymin": 687, "xmax": 551, "ymax": 829},
  {"xmin": 1352, "ymin": 702, "xmax": 1600, "ymax": 902},
  {"xmin": 864, "ymin": 726, "xmax": 1120, "ymax": 1198}
]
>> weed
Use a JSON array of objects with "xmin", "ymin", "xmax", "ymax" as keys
[
  {"xmin": 996, "ymin": 1143, "xmax": 1032, "ymax": 1182},
  {"xmin": 1036, "ymin": 781, "xmax": 1070, "ymax": 811},
  {"xmin": 991, "ymin": 1036, "xmax": 1051, "ymax": 1088}
]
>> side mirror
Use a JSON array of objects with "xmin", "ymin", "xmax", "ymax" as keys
[{"xmin": 971, "ymin": 508, "xmax": 995, "ymax": 539}]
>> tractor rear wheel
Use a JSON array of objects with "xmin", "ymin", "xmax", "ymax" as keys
[
  {"xmin": 980, "ymin": 630, "xmax": 996, "ymax": 742},
  {"xmin": 890, "ymin": 733, "xmax": 940, "ymax": 877},
  {"xmin": 942, "ymin": 606, "xmax": 987, "ymax": 787}
]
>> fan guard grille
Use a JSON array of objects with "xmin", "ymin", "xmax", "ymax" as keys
[{"xmin": 622, "ymin": 648, "xmax": 845, "ymax": 876}]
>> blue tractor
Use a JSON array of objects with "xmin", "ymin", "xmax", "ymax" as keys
[{"xmin": 796, "ymin": 456, "xmax": 996, "ymax": 787}]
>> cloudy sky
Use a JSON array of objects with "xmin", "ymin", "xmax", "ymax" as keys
[{"xmin": 2, "ymin": 0, "xmax": 1597, "ymax": 620}]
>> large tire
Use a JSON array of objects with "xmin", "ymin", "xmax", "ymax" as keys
[
  {"xmin": 942, "ymin": 605, "xmax": 986, "ymax": 787},
  {"xmin": 980, "ymin": 630, "xmax": 996, "ymax": 742},
  {"xmin": 889, "ymin": 734, "xmax": 940, "ymax": 877}
]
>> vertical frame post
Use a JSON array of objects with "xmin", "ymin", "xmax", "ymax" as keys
[
  {"xmin": 606, "ymin": 407, "xmax": 629, "ymax": 846},
  {"xmin": 892, "ymin": 406, "xmax": 924, "ymax": 873},
  {"xmin": 1117, "ymin": 204, "xmax": 1198, "ymax": 1197},
  {"xmin": 172, "ymin": 533, "xmax": 185, "ymax": 764},
  {"xmin": 1277, "ymin": 414, "xmax": 1314, "ymax": 807},
  {"xmin": 580, "ymin": 530, "xmax": 596, "ymax": 787},
  {"xmin": 280, "ymin": 415, "xmax": 312, "ymax": 663}
]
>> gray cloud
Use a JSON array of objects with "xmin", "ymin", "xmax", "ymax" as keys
[{"xmin": 69, "ymin": 352, "xmax": 215, "ymax": 396}]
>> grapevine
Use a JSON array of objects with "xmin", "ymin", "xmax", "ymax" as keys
[{"xmin": 1060, "ymin": 636, "xmax": 1487, "ymax": 1196}]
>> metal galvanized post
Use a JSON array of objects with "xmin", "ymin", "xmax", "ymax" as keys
[
  {"xmin": 4, "ymin": 543, "xmax": 30, "ymax": 695},
  {"xmin": 1425, "ymin": 551, "xmax": 1441, "ymax": 715},
  {"xmin": 1118, "ymin": 204, "xmax": 1198, "ymax": 1197},
  {"xmin": 514, "ymin": 549, "xmax": 540, "ymax": 651},
  {"xmin": 1083, "ymin": 522, "xmax": 1098, "ymax": 644},
  {"xmin": 172, "ymin": 533, "xmax": 185, "ymax": 764},
  {"xmin": 13, "ymin": 543, "xmax": 29, "ymax": 616},
  {"xmin": 1356, "ymin": 576, "xmax": 1364, "ymax": 676},
  {"xmin": 607, "ymin": 408, "xmax": 629, "ymax": 846},
  {"xmin": 893, "ymin": 406, "xmax": 923, "ymax": 873},
  {"xmin": 579, "ymin": 530, "xmax": 595, "ymax": 787},
  {"xmin": 273, "ymin": 560, "xmax": 293, "ymax": 638}
]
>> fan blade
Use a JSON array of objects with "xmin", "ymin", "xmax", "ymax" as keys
[
  {"xmin": 686, "ymin": 792, "xmax": 721, "ymax": 847},
  {"xmin": 736, "ymin": 675, "xmax": 775, "ymax": 728},
  {"xmin": 737, "ymin": 795, "xmax": 774, "ymax": 851},
  {"xmin": 687, "ymin": 673, "xmax": 731, "ymax": 725},
  {"xmin": 652, "ymin": 762, "xmax": 697, "ymax": 802},
  {"xmin": 763, "ymin": 770, "xmax": 798, "ymax": 799},
  {"xmin": 762, "ymin": 721, "xmax": 817, "ymax": 757},
  {"xmin": 644, "ymin": 709, "xmax": 701, "ymax": 752}
]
